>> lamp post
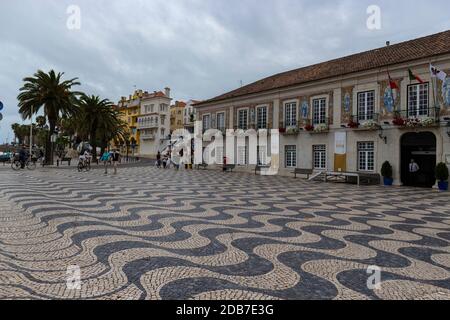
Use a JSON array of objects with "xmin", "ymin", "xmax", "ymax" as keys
[{"xmin": 30, "ymin": 106, "xmax": 33, "ymax": 156}]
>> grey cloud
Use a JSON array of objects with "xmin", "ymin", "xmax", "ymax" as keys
[{"xmin": 1, "ymin": 0, "xmax": 450, "ymax": 141}]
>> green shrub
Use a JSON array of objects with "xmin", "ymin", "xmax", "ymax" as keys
[
  {"xmin": 381, "ymin": 161, "xmax": 393, "ymax": 179},
  {"xmin": 435, "ymin": 162, "xmax": 449, "ymax": 182}
]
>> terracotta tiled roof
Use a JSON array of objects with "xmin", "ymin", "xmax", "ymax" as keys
[{"xmin": 195, "ymin": 30, "xmax": 450, "ymax": 106}]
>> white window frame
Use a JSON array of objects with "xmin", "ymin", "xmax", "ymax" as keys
[
  {"xmin": 238, "ymin": 108, "xmax": 249, "ymax": 130},
  {"xmin": 284, "ymin": 100, "xmax": 298, "ymax": 127},
  {"xmin": 237, "ymin": 145, "xmax": 247, "ymax": 165},
  {"xmin": 313, "ymin": 145, "xmax": 327, "ymax": 170},
  {"xmin": 407, "ymin": 83, "xmax": 429, "ymax": 117},
  {"xmin": 217, "ymin": 112, "xmax": 226, "ymax": 131},
  {"xmin": 256, "ymin": 105, "xmax": 268, "ymax": 129},
  {"xmin": 285, "ymin": 145, "xmax": 297, "ymax": 168},
  {"xmin": 357, "ymin": 142, "xmax": 375, "ymax": 172},
  {"xmin": 357, "ymin": 90, "xmax": 375, "ymax": 121},
  {"xmin": 312, "ymin": 97, "xmax": 327, "ymax": 125},
  {"xmin": 202, "ymin": 114, "xmax": 211, "ymax": 130}
]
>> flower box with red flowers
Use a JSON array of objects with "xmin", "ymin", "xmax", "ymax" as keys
[
  {"xmin": 392, "ymin": 117, "xmax": 405, "ymax": 126},
  {"xmin": 279, "ymin": 128, "xmax": 286, "ymax": 133},
  {"xmin": 304, "ymin": 125, "xmax": 315, "ymax": 132},
  {"xmin": 347, "ymin": 121, "xmax": 359, "ymax": 129}
]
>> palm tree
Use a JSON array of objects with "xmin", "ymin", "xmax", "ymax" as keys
[
  {"xmin": 17, "ymin": 70, "xmax": 80, "ymax": 164},
  {"xmin": 11, "ymin": 123, "xmax": 20, "ymax": 144},
  {"xmin": 76, "ymin": 95, "xmax": 127, "ymax": 161}
]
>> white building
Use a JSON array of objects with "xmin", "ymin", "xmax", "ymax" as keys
[
  {"xmin": 184, "ymin": 99, "xmax": 201, "ymax": 133},
  {"xmin": 137, "ymin": 88, "xmax": 172, "ymax": 157}
]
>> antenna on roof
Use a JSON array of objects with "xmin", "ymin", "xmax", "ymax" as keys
[{"xmin": 239, "ymin": 80, "xmax": 243, "ymax": 87}]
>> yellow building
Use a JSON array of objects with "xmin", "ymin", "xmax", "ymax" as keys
[
  {"xmin": 116, "ymin": 90, "xmax": 147, "ymax": 155},
  {"xmin": 170, "ymin": 101, "xmax": 186, "ymax": 133}
]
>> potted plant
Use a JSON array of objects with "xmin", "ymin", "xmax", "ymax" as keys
[
  {"xmin": 304, "ymin": 125, "xmax": 314, "ymax": 132},
  {"xmin": 381, "ymin": 161, "xmax": 393, "ymax": 186},
  {"xmin": 435, "ymin": 162, "xmax": 449, "ymax": 191},
  {"xmin": 279, "ymin": 127, "xmax": 286, "ymax": 133}
]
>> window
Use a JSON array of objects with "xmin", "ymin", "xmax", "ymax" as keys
[
  {"xmin": 217, "ymin": 112, "xmax": 225, "ymax": 131},
  {"xmin": 203, "ymin": 115, "xmax": 211, "ymax": 130},
  {"xmin": 358, "ymin": 142, "xmax": 375, "ymax": 172},
  {"xmin": 257, "ymin": 146, "xmax": 268, "ymax": 165},
  {"xmin": 238, "ymin": 109, "xmax": 248, "ymax": 130},
  {"xmin": 285, "ymin": 102, "xmax": 297, "ymax": 127},
  {"xmin": 312, "ymin": 98, "xmax": 327, "ymax": 125},
  {"xmin": 216, "ymin": 146, "xmax": 224, "ymax": 164},
  {"xmin": 285, "ymin": 145, "xmax": 297, "ymax": 168},
  {"xmin": 408, "ymin": 83, "xmax": 429, "ymax": 117},
  {"xmin": 257, "ymin": 106, "xmax": 268, "ymax": 129},
  {"xmin": 237, "ymin": 146, "xmax": 247, "ymax": 165},
  {"xmin": 357, "ymin": 91, "xmax": 375, "ymax": 121},
  {"xmin": 313, "ymin": 145, "xmax": 327, "ymax": 170}
]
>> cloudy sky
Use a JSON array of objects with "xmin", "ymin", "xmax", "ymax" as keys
[{"xmin": 1, "ymin": 0, "xmax": 449, "ymax": 142}]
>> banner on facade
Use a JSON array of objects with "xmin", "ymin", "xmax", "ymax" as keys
[{"xmin": 334, "ymin": 132, "xmax": 347, "ymax": 172}]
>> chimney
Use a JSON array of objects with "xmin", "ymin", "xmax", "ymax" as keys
[
  {"xmin": 165, "ymin": 87, "xmax": 171, "ymax": 98},
  {"xmin": 386, "ymin": 41, "xmax": 390, "ymax": 47}
]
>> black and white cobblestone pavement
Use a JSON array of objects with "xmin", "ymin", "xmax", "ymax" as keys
[{"xmin": 0, "ymin": 165, "xmax": 449, "ymax": 300}]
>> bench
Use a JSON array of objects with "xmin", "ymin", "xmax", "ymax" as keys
[
  {"xmin": 292, "ymin": 168, "xmax": 314, "ymax": 179},
  {"xmin": 358, "ymin": 173, "xmax": 381, "ymax": 186},
  {"xmin": 323, "ymin": 172, "xmax": 381, "ymax": 186},
  {"xmin": 255, "ymin": 165, "xmax": 271, "ymax": 175},
  {"xmin": 195, "ymin": 163, "xmax": 208, "ymax": 170},
  {"xmin": 223, "ymin": 164, "xmax": 235, "ymax": 172},
  {"xmin": 57, "ymin": 157, "xmax": 72, "ymax": 166}
]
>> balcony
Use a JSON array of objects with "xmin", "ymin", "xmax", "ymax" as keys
[
  {"xmin": 302, "ymin": 118, "xmax": 330, "ymax": 134},
  {"xmin": 141, "ymin": 133, "xmax": 156, "ymax": 140},
  {"xmin": 391, "ymin": 107, "xmax": 440, "ymax": 129},
  {"xmin": 138, "ymin": 122, "xmax": 159, "ymax": 129},
  {"xmin": 347, "ymin": 113, "xmax": 380, "ymax": 131}
]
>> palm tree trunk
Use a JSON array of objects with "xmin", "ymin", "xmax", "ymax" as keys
[
  {"xmin": 91, "ymin": 127, "xmax": 97, "ymax": 162},
  {"xmin": 46, "ymin": 122, "xmax": 55, "ymax": 165}
]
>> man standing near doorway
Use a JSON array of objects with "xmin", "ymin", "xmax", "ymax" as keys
[{"xmin": 409, "ymin": 159, "xmax": 420, "ymax": 186}]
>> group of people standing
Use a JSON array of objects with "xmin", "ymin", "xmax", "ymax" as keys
[
  {"xmin": 156, "ymin": 148, "xmax": 187, "ymax": 170},
  {"xmin": 100, "ymin": 149, "xmax": 121, "ymax": 175}
]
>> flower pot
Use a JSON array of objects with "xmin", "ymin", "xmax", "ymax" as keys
[
  {"xmin": 438, "ymin": 181, "xmax": 448, "ymax": 191},
  {"xmin": 383, "ymin": 177, "xmax": 393, "ymax": 186}
]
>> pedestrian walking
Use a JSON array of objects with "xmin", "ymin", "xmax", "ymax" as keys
[
  {"xmin": 112, "ymin": 149, "xmax": 120, "ymax": 175},
  {"xmin": 100, "ymin": 150, "xmax": 111, "ymax": 174},
  {"xmin": 156, "ymin": 151, "xmax": 161, "ymax": 168}
]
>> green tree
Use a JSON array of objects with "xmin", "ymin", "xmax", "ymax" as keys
[
  {"xmin": 76, "ymin": 94, "xmax": 127, "ymax": 160},
  {"xmin": 17, "ymin": 70, "xmax": 80, "ymax": 164}
]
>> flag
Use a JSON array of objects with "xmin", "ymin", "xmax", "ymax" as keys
[
  {"xmin": 388, "ymin": 72, "xmax": 399, "ymax": 90},
  {"xmin": 430, "ymin": 64, "xmax": 447, "ymax": 82},
  {"xmin": 408, "ymin": 69, "xmax": 424, "ymax": 84}
]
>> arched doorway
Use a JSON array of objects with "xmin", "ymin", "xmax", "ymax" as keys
[{"xmin": 401, "ymin": 132, "xmax": 436, "ymax": 188}]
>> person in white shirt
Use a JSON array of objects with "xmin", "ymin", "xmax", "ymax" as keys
[{"xmin": 409, "ymin": 159, "xmax": 420, "ymax": 186}]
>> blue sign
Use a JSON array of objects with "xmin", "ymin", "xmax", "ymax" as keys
[{"xmin": 0, "ymin": 101, "xmax": 3, "ymax": 111}]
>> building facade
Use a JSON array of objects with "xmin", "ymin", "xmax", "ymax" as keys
[
  {"xmin": 184, "ymin": 100, "xmax": 201, "ymax": 133},
  {"xmin": 170, "ymin": 101, "xmax": 186, "ymax": 133},
  {"xmin": 194, "ymin": 30, "xmax": 450, "ymax": 187},
  {"xmin": 137, "ymin": 88, "xmax": 172, "ymax": 157},
  {"xmin": 116, "ymin": 90, "xmax": 144, "ymax": 155}
]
